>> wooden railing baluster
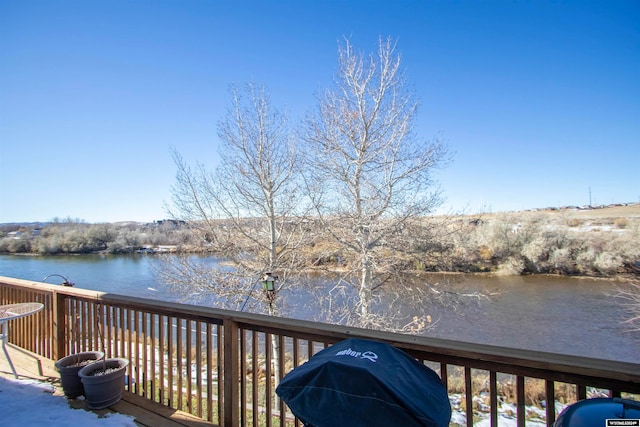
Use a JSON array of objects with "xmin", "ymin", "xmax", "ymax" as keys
[
  {"xmin": 150, "ymin": 312, "xmax": 156, "ymax": 401},
  {"xmin": 131, "ymin": 309, "xmax": 138, "ymax": 395},
  {"xmin": 177, "ymin": 317, "xmax": 184, "ymax": 411},
  {"xmin": 577, "ymin": 384, "xmax": 587, "ymax": 400},
  {"xmin": 158, "ymin": 314, "xmax": 165, "ymax": 405},
  {"xmin": 279, "ymin": 335, "xmax": 286, "ymax": 427},
  {"xmin": 216, "ymin": 324, "xmax": 224, "ymax": 423},
  {"xmin": 490, "ymin": 371, "xmax": 498, "ymax": 427},
  {"xmin": 142, "ymin": 311, "xmax": 148, "ymax": 397},
  {"xmin": 252, "ymin": 330, "xmax": 259, "ymax": 427},
  {"xmin": 239, "ymin": 328, "xmax": 247, "ymax": 427},
  {"xmin": 196, "ymin": 320, "xmax": 203, "ymax": 418},
  {"xmin": 167, "ymin": 315, "xmax": 174, "ymax": 408},
  {"xmin": 186, "ymin": 319, "xmax": 192, "ymax": 413},
  {"xmin": 465, "ymin": 367, "xmax": 473, "ymax": 427},
  {"xmin": 265, "ymin": 332, "xmax": 273, "ymax": 427},
  {"xmin": 546, "ymin": 379, "xmax": 556, "ymax": 425},
  {"xmin": 205, "ymin": 322, "xmax": 213, "ymax": 422},
  {"xmin": 517, "ymin": 376, "xmax": 525, "ymax": 427}
]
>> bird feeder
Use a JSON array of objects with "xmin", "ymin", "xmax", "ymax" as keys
[{"xmin": 262, "ymin": 272, "xmax": 276, "ymax": 292}]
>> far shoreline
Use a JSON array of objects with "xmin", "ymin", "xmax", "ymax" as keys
[{"xmin": 2, "ymin": 251, "xmax": 638, "ymax": 283}]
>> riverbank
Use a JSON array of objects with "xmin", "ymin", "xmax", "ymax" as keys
[
  {"xmin": 1, "ymin": 203, "xmax": 639, "ymax": 279},
  {"xmin": 3, "ymin": 250, "xmax": 640, "ymax": 283}
]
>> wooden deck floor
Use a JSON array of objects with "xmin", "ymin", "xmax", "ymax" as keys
[{"xmin": 0, "ymin": 343, "xmax": 218, "ymax": 427}]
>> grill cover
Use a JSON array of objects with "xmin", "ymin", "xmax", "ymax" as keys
[
  {"xmin": 276, "ymin": 338, "xmax": 451, "ymax": 427},
  {"xmin": 554, "ymin": 398, "xmax": 640, "ymax": 427}
]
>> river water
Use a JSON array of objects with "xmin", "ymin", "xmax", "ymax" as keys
[{"xmin": 1, "ymin": 254, "xmax": 638, "ymax": 363}]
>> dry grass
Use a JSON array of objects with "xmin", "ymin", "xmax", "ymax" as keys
[
  {"xmin": 478, "ymin": 204, "xmax": 639, "ymax": 219},
  {"xmin": 552, "ymin": 204, "xmax": 640, "ymax": 220}
]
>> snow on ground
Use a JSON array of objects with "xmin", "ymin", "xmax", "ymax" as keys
[
  {"xmin": 472, "ymin": 414, "xmax": 545, "ymax": 427},
  {"xmin": 448, "ymin": 394, "xmax": 558, "ymax": 427},
  {"xmin": 0, "ymin": 376, "xmax": 137, "ymax": 426}
]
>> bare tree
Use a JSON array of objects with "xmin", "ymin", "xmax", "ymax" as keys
[
  {"xmin": 164, "ymin": 83, "xmax": 311, "ymax": 388},
  {"xmin": 301, "ymin": 37, "xmax": 451, "ymax": 329},
  {"xmin": 165, "ymin": 83, "xmax": 307, "ymax": 317}
]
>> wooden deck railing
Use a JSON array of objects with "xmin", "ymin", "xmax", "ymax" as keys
[{"xmin": 1, "ymin": 276, "xmax": 639, "ymax": 427}]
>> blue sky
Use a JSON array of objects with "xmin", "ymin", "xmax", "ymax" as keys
[{"xmin": 1, "ymin": 0, "xmax": 638, "ymax": 223}]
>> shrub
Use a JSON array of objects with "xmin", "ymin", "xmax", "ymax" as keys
[
  {"xmin": 478, "ymin": 245, "xmax": 492, "ymax": 260},
  {"xmin": 495, "ymin": 257, "xmax": 525, "ymax": 276},
  {"xmin": 521, "ymin": 237, "xmax": 551, "ymax": 272},
  {"xmin": 548, "ymin": 247, "xmax": 576, "ymax": 274},
  {"xmin": 567, "ymin": 218, "xmax": 581, "ymax": 227},
  {"xmin": 0, "ymin": 237, "xmax": 32, "ymax": 253},
  {"xmin": 593, "ymin": 252, "xmax": 622, "ymax": 275},
  {"xmin": 575, "ymin": 247, "xmax": 597, "ymax": 274},
  {"xmin": 614, "ymin": 218, "xmax": 628, "ymax": 229}
]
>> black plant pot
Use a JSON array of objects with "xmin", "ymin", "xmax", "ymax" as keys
[
  {"xmin": 78, "ymin": 358, "xmax": 129, "ymax": 409},
  {"xmin": 54, "ymin": 351, "xmax": 105, "ymax": 398}
]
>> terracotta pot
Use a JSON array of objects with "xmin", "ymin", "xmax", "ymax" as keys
[
  {"xmin": 78, "ymin": 358, "xmax": 129, "ymax": 409},
  {"xmin": 54, "ymin": 351, "xmax": 105, "ymax": 398}
]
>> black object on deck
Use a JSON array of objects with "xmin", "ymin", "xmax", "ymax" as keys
[
  {"xmin": 276, "ymin": 338, "xmax": 451, "ymax": 427},
  {"xmin": 554, "ymin": 397, "xmax": 640, "ymax": 427}
]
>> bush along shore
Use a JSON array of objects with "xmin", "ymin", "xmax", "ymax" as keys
[{"xmin": 1, "ymin": 204, "xmax": 639, "ymax": 279}]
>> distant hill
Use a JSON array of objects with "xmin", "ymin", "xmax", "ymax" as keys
[
  {"xmin": 1, "ymin": 203, "xmax": 638, "ymax": 227},
  {"xmin": 516, "ymin": 203, "xmax": 639, "ymax": 219}
]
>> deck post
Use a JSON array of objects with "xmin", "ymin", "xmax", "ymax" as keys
[
  {"xmin": 52, "ymin": 291, "xmax": 66, "ymax": 360},
  {"xmin": 223, "ymin": 318, "xmax": 239, "ymax": 427}
]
